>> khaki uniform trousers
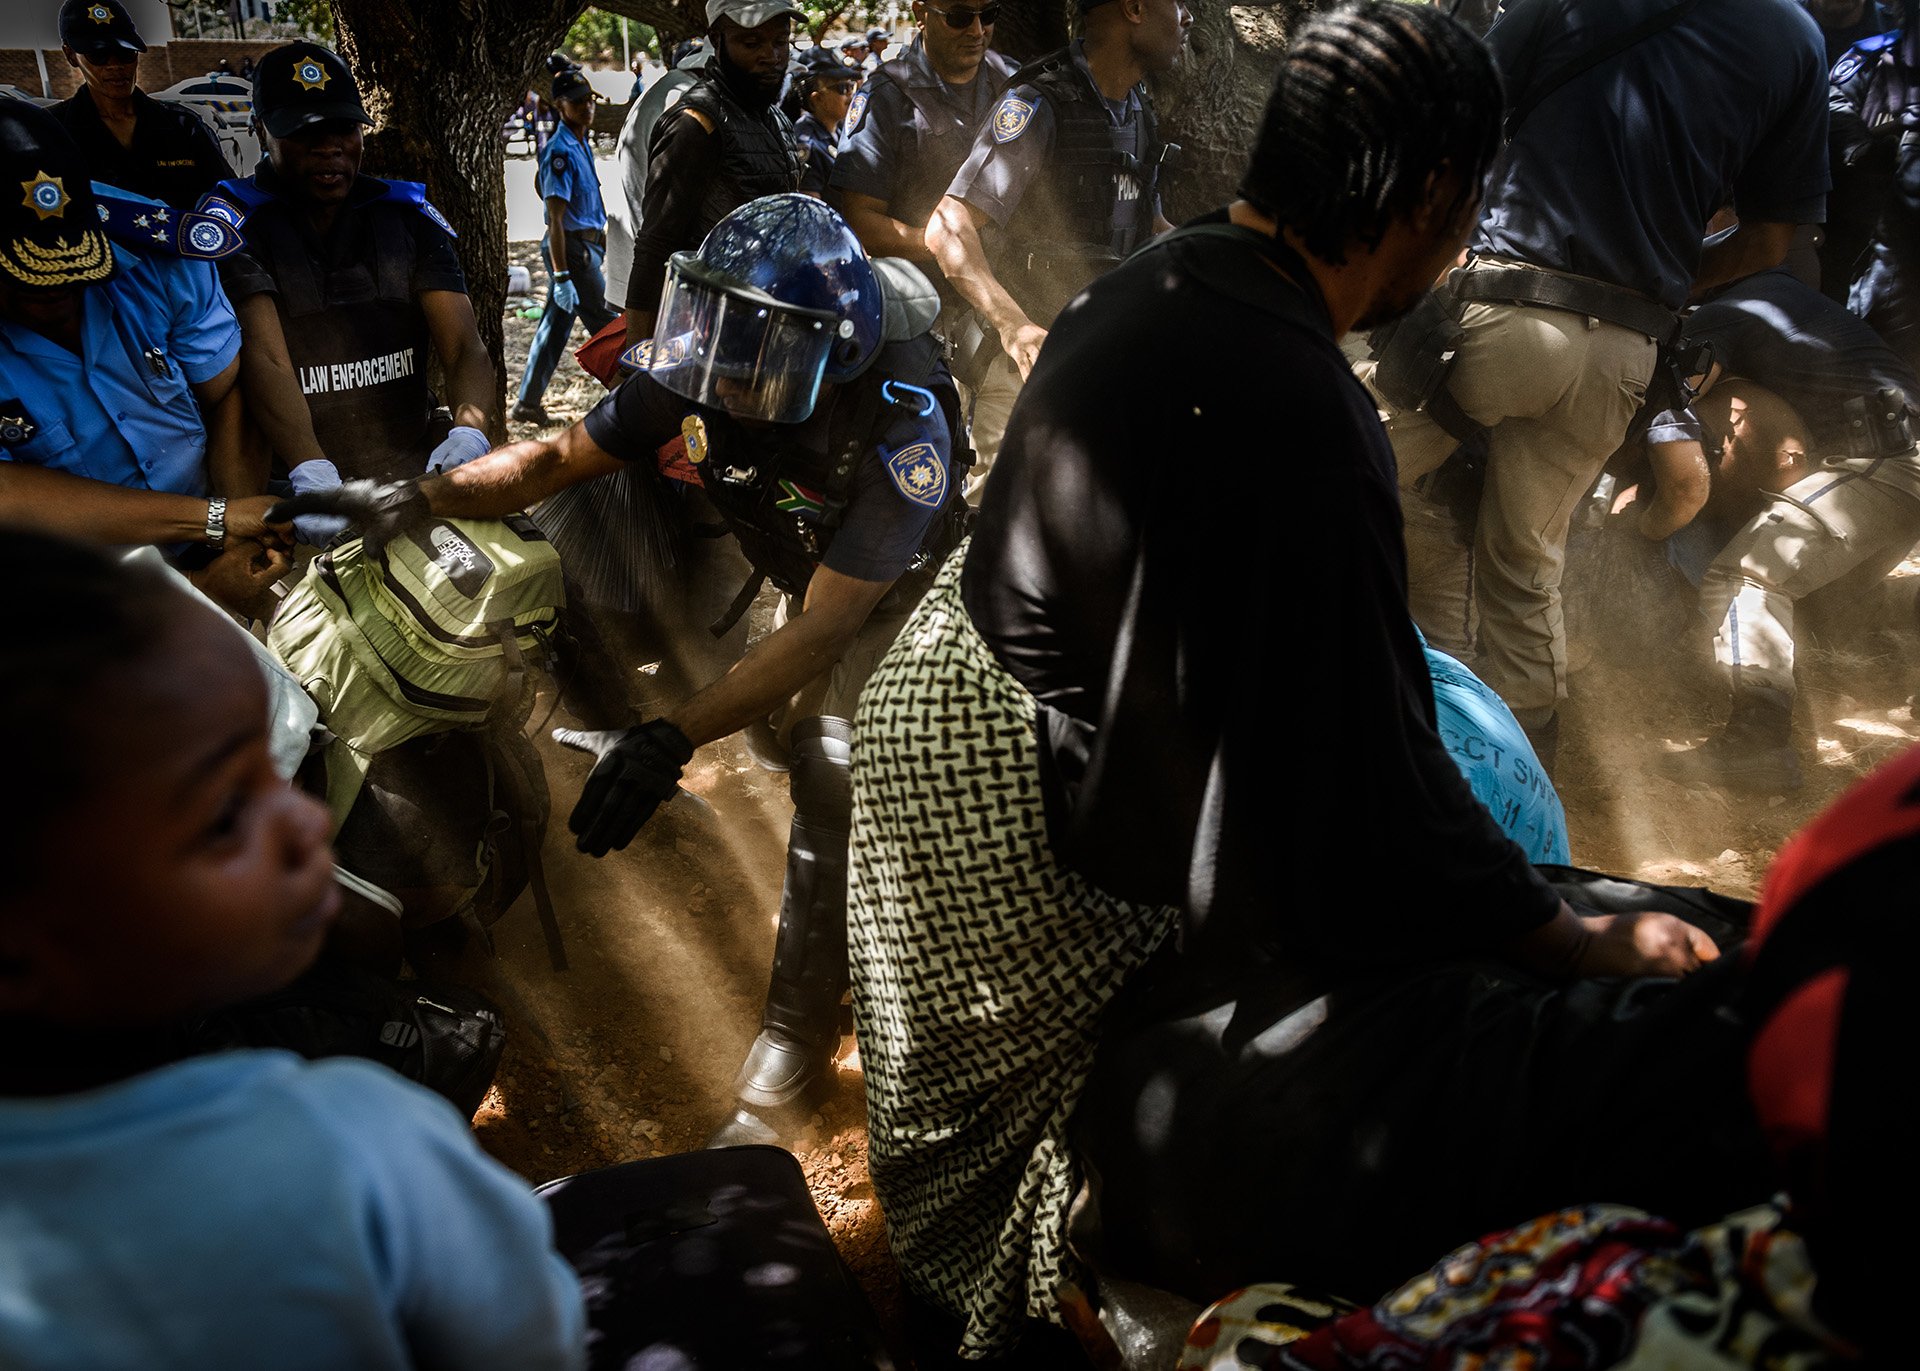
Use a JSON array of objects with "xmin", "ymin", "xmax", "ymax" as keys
[
  {"xmin": 1703, "ymin": 460, "xmax": 1920, "ymax": 697},
  {"xmin": 963, "ymin": 351, "xmax": 1025, "ymax": 502},
  {"xmin": 772, "ymin": 583, "xmax": 922, "ymax": 737},
  {"xmin": 1370, "ymin": 261, "xmax": 1658, "ymax": 726}
]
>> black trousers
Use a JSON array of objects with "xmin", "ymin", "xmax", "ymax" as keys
[{"xmin": 1070, "ymin": 873, "xmax": 1772, "ymax": 1305}]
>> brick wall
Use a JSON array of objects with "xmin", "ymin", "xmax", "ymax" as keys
[{"xmin": 0, "ymin": 39, "xmax": 282, "ymax": 100}]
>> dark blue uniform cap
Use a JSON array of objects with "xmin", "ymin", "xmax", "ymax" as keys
[
  {"xmin": 58, "ymin": 0, "xmax": 147, "ymax": 58},
  {"xmin": 252, "ymin": 42, "xmax": 372, "ymax": 139},
  {"xmin": 551, "ymin": 66, "xmax": 595, "ymax": 103},
  {"xmin": 0, "ymin": 100, "xmax": 114, "ymax": 289}
]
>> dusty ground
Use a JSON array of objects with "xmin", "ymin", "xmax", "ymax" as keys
[{"xmin": 456, "ymin": 245, "xmax": 1916, "ymax": 1363}]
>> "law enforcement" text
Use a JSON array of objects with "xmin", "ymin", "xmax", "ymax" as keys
[{"xmin": 299, "ymin": 347, "xmax": 418, "ymax": 396}]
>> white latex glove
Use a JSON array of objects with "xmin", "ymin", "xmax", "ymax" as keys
[
  {"xmin": 426, "ymin": 425, "xmax": 492, "ymax": 475},
  {"xmin": 287, "ymin": 458, "xmax": 349, "ymax": 547}
]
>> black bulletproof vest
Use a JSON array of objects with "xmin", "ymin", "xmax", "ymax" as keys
[
  {"xmin": 881, "ymin": 56, "xmax": 1008, "ymax": 231},
  {"xmin": 678, "ymin": 76, "xmax": 802, "ymax": 244},
  {"xmin": 250, "ymin": 192, "xmax": 434, "ymax": 482},
  {"xmin": 991, "ymin": 51, "xmax": 1161, "ymax": 326},
  {"xmin": 694, "ymin": 334, "xmax": 967, "ymax": 596}
]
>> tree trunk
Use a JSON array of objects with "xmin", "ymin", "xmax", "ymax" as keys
[
  {"xmin": 594, "ymin": 0, "xmax": 707, "ymax": 46},
  {"xmin": 1153, "ymin": 0, "xmax": 1309, "ymax": 221},
  {"xmin": 329, "ymin": 0, "xmax": 591, "ymax": 436}
]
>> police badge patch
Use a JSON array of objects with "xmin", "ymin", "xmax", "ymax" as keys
[
  {"xmin": 619, "ymin": 338, "xmax": 655, "ymax": 373},
  {"xmin": 991, "ymin": 96, "xmax": 1034, "ymax": 144},
  {"xmin": 420, "ymin": 199, "xmax": 456, "ymax": 237},
  {"xmin": 846, "ymin": 90, "xmax": 870, "ymax": 134},
  {"xmin": 0, "ymin": 404, "xmax": 38, "ymax": 447},
  {"xmin": 552, "ymin": 153, "xmax": 572, "ymax": 177},
  {"xmin": 885, "ymin": 441, "xmax": 946, "ymax": 507}
]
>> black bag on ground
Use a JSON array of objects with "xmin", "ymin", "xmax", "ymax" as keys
[
  {"xmin": 184, "ymin": 957, "xmax": 507, "ymax": 1119},
  {"xmin": 538, "ymin": 1145, "xmax": 896, "ymax": 1369}
]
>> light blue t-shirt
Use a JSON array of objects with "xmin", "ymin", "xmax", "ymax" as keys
[
  {"xmin": 0, "ymin": 217, "xmax": 239, "ymax": 498},
  {"xmin": 0, "ymin": 1051, "xmax": 585, "ymax": 1371}
]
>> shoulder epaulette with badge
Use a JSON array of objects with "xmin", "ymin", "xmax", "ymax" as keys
[
  {"xmin": 371, "ymin": 179, "xmax": 459, "ymax": 238},
  {"xmin": 1833, "ymin": 29, "xmax": 1899, "ymax": 83},
  {"xmin": 91, "ymin": 182, "xmax": 243, "ymax": 261},
  {"xmin": 195, "ymin": 175, "xmax": 274, "ymax": 230}
]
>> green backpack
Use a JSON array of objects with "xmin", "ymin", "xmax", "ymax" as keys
[{"xmin": 270, "ymin": 515, "xmax": 571, "ymax": 966}]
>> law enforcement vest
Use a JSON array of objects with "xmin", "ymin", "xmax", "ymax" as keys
[
  {"xmin": 991, "ymin": 50, "xmax": 1162, "ymax": 326},
  {"xmin": 879, "ymin": 52, "xmax": 1014, "ymax": 231},
  {"xmin": 208, "ymin": 175, "xmax": 444, "ymax": 482},
  {"xmin": 692, "ymin": 334, "xmax": 969, "ymax": 598},
  {"xmin": 677, "ymin": 76, "xmax": 802, "ymax": 246}
]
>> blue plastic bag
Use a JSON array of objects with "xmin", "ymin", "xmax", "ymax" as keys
[{"xmin": 1424, "ymin": 638, "xmax": 1571, "ymax": 864}]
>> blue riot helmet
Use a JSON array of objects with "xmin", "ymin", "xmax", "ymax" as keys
[{"xmin": 649, "ymin": 194, "xmax": 884, "ymax": 423}]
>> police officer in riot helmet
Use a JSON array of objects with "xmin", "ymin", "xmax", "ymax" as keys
[
  {"xmin": 623, "ymin": 0, "xmax": 805, "ymax": 346},
  {"xmin": 273, "ymin": 196, "xmax": 970, "ymax": 1144},
  {"xmin": 926, "ymin": 0, "xmax": 1189, "ymax": 479},
  {"xmin": 199, "ymin": 42, "xmax": 497, "ymax": 498}
]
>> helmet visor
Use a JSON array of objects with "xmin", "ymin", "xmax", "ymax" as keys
[{"xmin": 648, "ymin": 254, "xmax": 840, "ymax": 423}]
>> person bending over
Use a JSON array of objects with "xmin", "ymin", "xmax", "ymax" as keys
[{"xmin": 0, "ymin": 530, "xmax": 585, "ymax": 1371}]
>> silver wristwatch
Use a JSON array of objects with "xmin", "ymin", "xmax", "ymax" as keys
[{"xmin": 204, "ymin": 496, "xmax": 228, "ymax": 550}]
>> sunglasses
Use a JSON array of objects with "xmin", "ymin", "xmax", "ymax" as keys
[{"xmin": 925, "ymin": 2, "xmax": 1001, "ymax": 28}]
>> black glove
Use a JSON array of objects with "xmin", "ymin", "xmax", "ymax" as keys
[
  {"xmin": 553, "ymin": 720, "xmax": 696, "ymax": 856},
  {"xmin": 265, "ymin": 479, "xmax": 430, "ymax": 555}
]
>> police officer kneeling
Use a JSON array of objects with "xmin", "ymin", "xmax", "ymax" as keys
[{"xmin": 275, "ymin": 196, "xmax": 969, "ymax": 1144}]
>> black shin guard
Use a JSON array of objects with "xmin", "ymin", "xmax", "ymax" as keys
[{"xmin": 734, "ymin": 716, "xmax": 853, "ymax": 1109}]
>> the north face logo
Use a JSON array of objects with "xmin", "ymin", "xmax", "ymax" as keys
[{"xmin": 423, "ymin": 523, "xmax": 495, "ymax": 597}]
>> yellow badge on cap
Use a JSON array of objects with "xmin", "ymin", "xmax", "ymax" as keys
[
  {"xmin": 681, "ymin": 415, "xmax": 709, "ymax": 465},
  {"xmin": 293, "ymin": 58, "xmax": 331, "ymax": 92},
  {"xmin": 86, "ymin": 4, "xmax": 113, "ymax": 22},
  {"xmin": 21, "ymin": 172, "xmax": 68, "ymax": 222}
]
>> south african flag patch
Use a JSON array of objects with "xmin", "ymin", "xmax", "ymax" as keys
[{"xmin": 774, "ymin": 479, "xmax": 826, "ymax": 517}]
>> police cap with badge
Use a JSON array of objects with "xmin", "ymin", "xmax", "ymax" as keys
[
  {"xmin": 58, "ymin": 0, "xmax": 147, "ymax": 60},
  {"xmin": 0, "ymin": 98, "xmax": 241, "ymax": 294},
  {"xmin": 251, "ymin": 41, "xmax": 373, "ymax": 139}
]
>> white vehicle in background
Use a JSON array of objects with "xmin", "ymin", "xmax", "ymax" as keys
[
  {"xmin": 153, "ymin": 73, "xmax": 259, "ymax": 175},
  {"xmin": 0, "ymin": 85, "xmax": 56, "ymax": 107}
]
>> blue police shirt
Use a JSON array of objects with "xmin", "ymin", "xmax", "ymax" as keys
[
  {"xmin": 945, "ymin": 39, "xmax": 1152, "ymax": 250},
  {"xmin": 537, "ymin": 123, "xmax": 607, "ymax": 233},
  {"xmin": 0, "ymin": 234, "xmax": 239, "ymax": 497},
  {"xmin": 793, "ymin": 111, "xmax": 839, "ymax": 196},
  {"xmin": 1475, "ymin": 0, "xmax": 1830, "ymax": 309}
]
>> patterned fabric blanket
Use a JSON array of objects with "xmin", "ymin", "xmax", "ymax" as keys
[
  {"xmin": 1179, "ymin": 1204, "xmax": 1853, "ymax": 1371},
  {"xmin": 848, "ymin": 548, "xmax": 1178, "ymax": 1358}
]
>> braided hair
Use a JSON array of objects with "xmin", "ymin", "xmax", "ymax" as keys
[{"xmin": 1240, "ymin": 1, "xmax": 1504, "ymax": 265}]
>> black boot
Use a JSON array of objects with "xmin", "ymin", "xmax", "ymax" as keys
[
  {"xmin": 1521, "ymin": 711, "xmax": 1559, "ymax": 777},
  {"xmin": 1660, "ymin": 681, "xmax": 1803, "ymax": 793},
  {"xmin": 709, "ymin": 717, "xmax": 853, "ymax": 1148}
]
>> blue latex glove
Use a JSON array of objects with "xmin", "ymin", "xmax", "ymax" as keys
[
  {"xmin": 552, "ymin": 272, "xmax": 580, "ymax": 313},
  {"xmin": 426, "ymin": 425, "xmax": 491, "ymax": 475},
  {"xmin": 287, "ymin": 459, "xmax": 350, "ymax": 546}
]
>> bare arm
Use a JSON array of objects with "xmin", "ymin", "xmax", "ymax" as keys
[
  {"xmin": 927, "ymin": 194, "xmax": 1046, "ymax": 378},
  {"xmin": 0, "ymin": 463, "xmax": 282, "ymax": 545},
  {"xmin": 1635, "ymin": 439, "xmax": 1712, "ymax": 539},
  {"xmin": 665, "ymin": 565, "xmax": 895, "ymax": 746},
  {"xmin": 233, "ymin": 293, "xmax": 330, "ymax": 470},
  {"xmin": 419, "ymin": 289, "xmax": 497, "ymax": 435},
  {"xmin": 418, "ymin": 418, "xmax": 624, "ymax": 519},
  {"xmin": 192, "ymin": 356, "xmax": 259, "ymax": 496},
  {"xmin": 1690, "ymin": 220, "xmax": 1796, "ymax": 300},
  {"xmin": 840, "ymin": 189, "xmax": 935, "ymax": 262}
]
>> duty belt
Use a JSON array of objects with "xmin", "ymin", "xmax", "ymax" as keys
[
  {"xmin": 569, "ymin": 228, "xmax": 607, "ymax": 246},
  {"xmin": 1450, "ymin": 262, "xmax": 1678, "ymax": 343}
]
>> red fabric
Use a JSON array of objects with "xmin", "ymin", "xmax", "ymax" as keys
[
  {"xmin": 1746, "ymin": 968, "xmax": 1846, "ymax": 1200},
  {"xmin": 1749, "ymin": 743, "xmax": 1920, "ymax": 952},
  {"xmin": 575, "ymin": 316, "xmax": 630, "ymax": 389}
]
